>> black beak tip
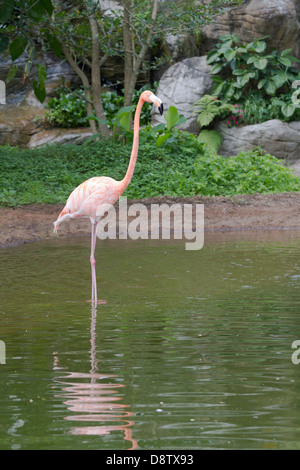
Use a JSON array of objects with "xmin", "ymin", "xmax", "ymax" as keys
[{"xmin": 158, "ymin": 103, "xmax": 163, "ymax": 115}]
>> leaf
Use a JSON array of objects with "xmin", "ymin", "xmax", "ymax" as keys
[
  {"xmin": 156, "ymin": 132, "xmax": 170, "ymax": 147},
  {"xmin": 224, "ymin": 48, "xmax": 236, "ymax": 62},
  {"xmin": 46, "ymin": 34, "xmax": 62, "ymax": 59},
  {"xmin": 264, "ymin": 80, "xmax": 276, "ymax": 96},
  {"xmin": 211, "ymin": 80, "xmax": 224, "ymax": 96},
  {"xmin": 27, "ymin": 0, "xmax": 46, "ymax": 20},
  {"xmin": 116, "ymin": 105, "xmax": 135, "ymax": 116},
  {"xmin": 218, "ymin": 39, "xmax": 233, "ymax": 54},
  {"xmin": 278, "ymin": 56, "xmax": 292, "ymax": 67},
  {"xmin": 164, "ymin": 106, "xmax": 180, "ymax": 131},
  {"xmin": 176, "ymin": 115, "xmax": 187, "ymax": 127},
  {"xmin": 224, "ymin": 84, "xmax": 235, "ymax": 99},
  {"xmin": 281, "ymin": 103, "xmax": 295, "ymax": 118},
  {"xmin": 257, "ymin": 78, "xmax": 267, "ymax": 89},
  {"xmin": 33, "ymin": 80, "xmax": 46, "ymax": 103},
  {"xmin": 40, "ymin": 0, "xmax": 54, "ymax": 16},
  {"xmin": 118, "ymin": 111, "xmax": 132, "ymax": 132},
  {"xmin": 9, "ymin": 36, "xmax": 28, "ymax": 61},
  {"xmin": 152, "ymin": 123, "xmax": 165, "ymax": 132},
  {"xmin": 206, "ymin": 50, "xmax": 220, "ymax": 64},
  {"xmin": 197, "ymin": 130, "xmax": 222, "ymax": 153},
  {"xmin": 247, "ymin": 39, "xmax": 267, "ymax": 53},
  {"xmin": 236, "ymin": 73, "xmax": 253, "ymax": 87},
  {"xmin": 232, "ymin": 68, "xmax": 246, "ymax": 76},
  {"xmin": 272, "ymin": 71, "xmax": 288, "ymax": 89},
  {"xmin": 210, "ymin": 63, "xmax": 224, "ymax": 75},
  {"xmin": 0, "ymin": 0, "xmax": 15, "ymax": 23},
  {"xmin": 246, "ymin": 56, "xmax": 257, "ymax": 65},
  {"xmin": 234, "ymin": 89, "xmax": 242, "ymax": 100},
  {"xmin": 37, "ymin": 63, "xmax": 46, "ymax": 83},
  {"xmin": 219, "ymin": 34, "xmax": 239, "ymax": 43},
  {"xmin": 281, "ymin": 48, "xmax": 292, "ymax": 56},
  {"xmin": 6, "ymin": 64, "xmax": 18, "ymax": 83},
  {"xmin": 253, "ymin": 57, "xmax": 268, "ymax": 70},
  {"xmin": 0, "ymin": 33, "xmax": 8, "ymax": 52}
]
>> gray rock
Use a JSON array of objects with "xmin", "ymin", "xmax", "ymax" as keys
[
  {"xmin": 28, "ymin": 128, "xmax": 93, "ymax": 148},
  {"xmin": 152, "ymin": 56, "xmax": 212, "ymax": 133},
  {"xmin": 0, "ymin": 52, "xmax": 78, "ymax": 105},
  {"xmin": 202, "ymin": 0, "xmax": 300, "ymax": 62},
  {"xmin": 216, "ymin": 120, "xmax": 300, "ymax": 161},
  {"xmin": 289, "ymin": 160, "xmax": 300, "ymax": 176}
]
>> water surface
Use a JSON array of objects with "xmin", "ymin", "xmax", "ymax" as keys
[{"xmin": 1, "ymin": 231, "xmax": 300, "ymax": 449}]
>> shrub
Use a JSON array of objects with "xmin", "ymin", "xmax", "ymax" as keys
[
  {"xmin": 207, "ymin": 34, "xmax": 300, "ymax": 121},
  {"xmin": 0, "ymin": 142, "xmax": 299, "ymax": 207},
  {"xmin": 45, "ymin": 89, "xmax": 89, "ymax": 128},
  {"xmin": 45, "ymin": 83, "xmax": 158, "ymax": 129}
]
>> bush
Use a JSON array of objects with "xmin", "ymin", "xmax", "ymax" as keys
[
  {"xmin": 0, "ymin": 142, "xmax": 299, "ymax": 207},
  {"xmin": 207, "ymin": 34, "xmax": 300, "ymax": 122},
  {"xmin": 45, "ymin": 83, "xmax": 158, "ymax": 128},
  {"xmin": 45, "ymin": 89, "xmax": 89, "ymax": 128}
]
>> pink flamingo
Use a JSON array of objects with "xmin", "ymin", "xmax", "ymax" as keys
[{"xmin": 53, "ymin": 91, "xmax": 163, "ymax": 304}]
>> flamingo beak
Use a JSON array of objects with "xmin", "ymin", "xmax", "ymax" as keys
[{"xmin": 150, "ymin": 94, "xmax": 163, "ymax": 115}]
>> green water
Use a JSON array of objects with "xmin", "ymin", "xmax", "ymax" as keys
[{"xmin": 1, "ymin": 231, "xmax": 300, "ymax": 450}]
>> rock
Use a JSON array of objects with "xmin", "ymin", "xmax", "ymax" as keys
[
  {"xmin": 216, "ymin": 120, "xmax": 300, "ymax": 161},
  {"xmin": 0, "ymin": 104, "xmax": 93, "ymax": 148},
  {"xmin": 0, "ymin": 106, "xmax": 44, "ymax": 147},
  {"xmin": 289, "ymin": 160, "xmax": 300, "ymax": 176},
  {"xmin": 152, "ymin": 56, "xmax": 212, "ymax": 133},
  {"xmin": 0, "ymin": 52, "xmax": 78, "ymax": 105},
  {"xmin": 21, "ymin": 80, "xmax": 71, "ymax": 108},
  {"xmin": 28, "ymin": 128, "xmax": 93, "ymax": 148},
  {"xmin": 201, "ymin": 0, "xmax": 300, "ymax": 62}
]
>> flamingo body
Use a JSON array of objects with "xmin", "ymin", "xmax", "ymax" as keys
[{"xmin": 54, "ymin": 176, "xmax": 122, "ymax": 231}]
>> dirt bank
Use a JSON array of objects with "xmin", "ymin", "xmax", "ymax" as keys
[{"xmin": 1, "ymin": 193, "xmax": 300, "ymax": 248}]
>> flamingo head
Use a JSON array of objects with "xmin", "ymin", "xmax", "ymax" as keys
[{"xmin": 141, "ymin": 90, "xmax": 164, "ymax": 115}]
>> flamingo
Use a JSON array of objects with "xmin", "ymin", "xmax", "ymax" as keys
[{"xmin": 53, "ymin": 90, "xmax": 163, "ymax": 304}]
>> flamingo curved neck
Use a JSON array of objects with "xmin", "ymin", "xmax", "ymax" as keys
[{"xmin": 120, "ymin": 97, "xmax": 144, "ymax": 192}]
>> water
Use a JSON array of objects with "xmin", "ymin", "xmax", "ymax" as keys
[{"xmin": 1, "ymin": 231, "xmax": 300, "ymax": 450}]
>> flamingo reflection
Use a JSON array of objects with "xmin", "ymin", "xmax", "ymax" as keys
[{"xmin": 53, "ymin": 305, "xmax": 138, "ymax": 450}]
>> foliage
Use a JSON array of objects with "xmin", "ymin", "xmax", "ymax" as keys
[
  {"xmin": 0, "ymin": 142, "xmax": 299, "ymax": 207},
  {"xmin": 186, "ymin": 149, "xmax": 300, "ymax": 196},
  {"xmin": 0, "ymin": 0, "xmax": 242, "ymax": 106},
  {"xmin": 194, "ymin": 94, "xmax": 235, "ymax": 127},
  {"xmin": 45, "ymin": 89, "xmax": 89, "ymax": 128},
  {"xmin": 193, "ymin": 94, "xmax": 241, "ymax": 152},
  {"xmin": 137, "ymin": 105, "xmax": 202, "ymax": 155},
  {"xmin": 196, "ymin": 130, "xmax": 223, "ymax": 153},
  {"xmin": 207, "ymin": 34, "xmax": 300, "ymax": 121},
  {"xmin": 242, "ymin": 94, "xmax": 300, "ymax": 125},
  {"xmin": 45, "ymin": 83, "xmax": 158, "ymax": 129}
]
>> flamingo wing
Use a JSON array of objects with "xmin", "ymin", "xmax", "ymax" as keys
[{"xmin": 54, "ymin": 176, "xmax": 121, "ymax": 232}]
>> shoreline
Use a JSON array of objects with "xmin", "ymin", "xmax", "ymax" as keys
[{"xmin": 1, "ymin": 193, "xmax": 300, "ymax": 248}]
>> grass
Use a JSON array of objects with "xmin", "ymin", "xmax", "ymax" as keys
[{"xmin": 0, "ymin": 141, "xmax": 299, "ymax": 207}]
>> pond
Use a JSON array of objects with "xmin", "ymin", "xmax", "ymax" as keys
[{"xmin": 1, "ymin": 231, "xmax": 300, "ymax": 450}]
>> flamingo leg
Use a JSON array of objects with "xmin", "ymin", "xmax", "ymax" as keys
[{"xmin": 90, "ymin": 220, "xmax": 98, "ymax": 305}]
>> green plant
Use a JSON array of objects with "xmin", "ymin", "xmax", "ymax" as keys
[
  {"xmin": 194, "ymin": 94, "xmax": 235, "ymax": 127},
  {"xmin": 1, "ymin": 143, "xmax": 299, "ymax": 207},
  {"xmin": 139, "ymin": 105, "xmax": 203, "ymax": 154},
  {"xmin": 207, "ymin": 34, "xmax": 300, "ymax": 121},
  {"xmin": 193, "ymin": 94, "xmax": 240, "ymax": 152},
  {"xmin": 45, "ymin": 84, "xmax": 158, "ymax": 129},
  {"xmin": 45, "ymin": 89, "xmax": 89, "ymax": 128}
]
